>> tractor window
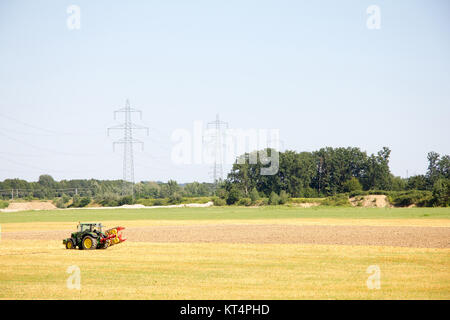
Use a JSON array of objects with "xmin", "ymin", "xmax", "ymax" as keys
[{"xmin": 78, "ymin": 225, "xmax": 93, "ymax": 232}]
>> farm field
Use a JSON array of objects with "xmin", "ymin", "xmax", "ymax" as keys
[{"xmin": 0, "ymin": 206, "xmax": 449, "ymax": 299}]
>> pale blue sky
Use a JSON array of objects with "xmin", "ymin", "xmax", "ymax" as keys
[{"xmin": 0, "ymin": 0, "xmax": 449, "ymax": 183}]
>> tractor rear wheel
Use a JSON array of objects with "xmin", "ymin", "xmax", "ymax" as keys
[
  {"xmin": 81, "ymin": 236, "xmax": 97, "ymax": 250},
  {"xmin": 65, "ymin": 239, "xmax": 75, "ymax": 249}
]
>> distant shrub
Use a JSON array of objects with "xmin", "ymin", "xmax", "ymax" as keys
[
  {"xmin": 62, "ymin": 194, "xmax": 71, "ymax": 204},
  {"xmin": 321, "ymin": 194, "xmax": 350, "ymax": 206},
  {"xmin": 168, "ymin": 192, "xmax": 183, "ymax": 204},
  {"xmin": 136, "ymin": 198, "xmax": 166, "ymax": 206},
  {"xmin": 72, "ymin": 194, "xmax": 81, "ymax": 207},
  {"xmin": 343, "ymin": 178, "xmax": 363, "ymax": 193},
  {"xmin": 252, "ymin": 198, "xmax": 269, "ymax": 206},
  {"xmin": 213, "ymin": 197, "xmax": 226, "ymax": 206},
  {"xmin": 388, "ymin": 190, "xmax": 432, "ymax": 207},
  {"xmin": 53, "ymin": 194, "xmax": 74, "ymax": 209},
  {"xmin": 96, "ymin": 193, "xmax": 120, "ymax": 207},
  {"xmin": 269, "ymin": 192, "xmax": 280, "ymax": 205},
  {"xmin": 216, "ymin": 188, "xmax": 228, "ymax": 200},
  {"xmin": 249, "ymin": 188, "xmax": 260, "ymax": 203},
  {"xmin": 0, "ymin": 200, "xmax": 9, "ymax": 209},
  {"xmin": 153, "ymin": 199, "xmax": 165, "ymax": 206},
  {"xmin": 71, "ymin": 196, "xmax": 91, "ymax": 208},
  {"xmin": 349, "ymin": 190, "xmax": 388, "ymax": 197},
  {"xmin": 180, "ymin": 197, "xmax": 211, "ymax": 204},
  {"xmin": 237, "ymin": 198, "xmax": 252, "ymax": 206},
  {"xmin": 226, "ymin": 186, "xmax": 241, "ymax": 205},
  {"xmin": 54, "ymin": 198, "xmax": 67, "ymax": 209},
  {"xmin": 78, "ymin": 196, "xmax": 91, "ymax": 207},
  {"xmin": 301, "ymin": 187, "xmax": 319, "ymax": 198},
  {"xmin": 432, "ymin": 178, "xmax": 449, "ymax": 207},
  {"xmin": 290, "ymin": 197, "xmax": 325, "ymax": 204},
  {"xmin": 117, "ymin": 195, "xmax": 134, "ymax": 206},
  {"xmin": 279, "ymin": 190, "xmax": 289, "ymax": 204}
]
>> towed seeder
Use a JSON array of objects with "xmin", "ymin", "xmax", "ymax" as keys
[{"xmin": 63, "ymin": 223, "xmax": 126, "ymax": 250}]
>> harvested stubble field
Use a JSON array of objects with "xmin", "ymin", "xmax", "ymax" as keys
[{"xmin": 0, "ymin": 206, "xmax": 449, "ymax": 299}]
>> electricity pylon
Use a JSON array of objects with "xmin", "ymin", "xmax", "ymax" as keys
[
  {"xmin": 205, "ymin": 114, "xmax": 228, "ymax": 188},
  {"xmin": 108, "ymin": 99, "xmax": 149, "ymax": 196}
]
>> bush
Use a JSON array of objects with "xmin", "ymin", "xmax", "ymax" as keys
[
  {"xmin": 249, "ymin": 188, "xmax": 260, "ymax": 203},
  {"xmin": 72, "ymin": 194, "xmax": 80, "ymax": 207},
  {"xmin": 388, "ymin": 190, "xmax": 432, "ymax": 207},
  {"xmin": 96, "ymin": 193, "xmax": 120, "ymax": 207},
  {"xmin": 78, "ymin": 196, "xmax": 91, "ymax": 207},
  {"xmin": 216, "ymin": 188, "xmax": 228, "ymax": 199},
  {"xmin": 269, "ymin": 192, "xmax": 280, "ymax": 205},
  {"xmin": 226, "ymin": 186, "xmax": 241, "ymax": 205},
  {"xmin": 252, "ymin": 198, "xmax": 269, "ymax": 206},
  {"xmin": 213, "ymin": 197, "xmax": 226, "ymax": 206},
  {"xmin": 343, "ymin": 178, "xmax": 363, "ymax": 192},
  {"xmin": 180, "ymin": 197, "xmax": 211, "ymax": 204},
  {"xmin": 54, "ymin": 198, "xmax": 67, "ymax": 209},
  {"xmin": 432, "ymin": 178, "xmax": 449, "ymax": 207},
  {"xmin": 237, "ymin": 198, "xmax": 252, "ymax": 206},
  {"xmin": 301, "ymin": 187, "xmax": 319, "ymax": 198},
  {"xmin": 0, "ymin": 200, "xmax": 9, "ymax": 209},
  {"xmin": 153, "ymin": 199, "xmax": 165, "ymax": 206},
  {"xmin": 290, "ymin": 197, "xmax": 325, "ymax": 204},
  {"xmin": 71, "ymin": 196, "xmax": 91, "ymax": 208},
  {"xmin": 70, "ymin": 194, "xmax": 90, "ymax": 208},
  {"xmin": 136, "ymin": 198, "xmax": 167, "ymax": 206},
  {"xmin": 279, "ymin": 190, "xmax": 289, "ymax": 204},
  {"xmin": 321, "ymin": 194, "xmax": 350, "ymax": 206},
  {"xmin": 168, "ymin": 192, "xmax": 183, "ymax": 204},
  {"xmin": 118, "ymin": 195, "xmax": 135, "ymax": 206}
]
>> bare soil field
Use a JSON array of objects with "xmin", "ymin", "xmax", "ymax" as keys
[{"xmin": 3, "ymin": 224, "xmax": 449, "ymax": 248}]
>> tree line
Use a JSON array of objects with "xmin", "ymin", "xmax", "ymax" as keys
[
  {"xmin": 220, "ymin": 147, "xmax": 449, "ymax": 206},
  {"xmin": 1, "ymin": 146, "xmax": 448, "ymax": 207},
  {"xmin": 0, "ymin": 176, "xmax": 214, "ymax": 202}
]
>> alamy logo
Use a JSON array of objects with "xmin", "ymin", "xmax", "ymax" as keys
[
  {"xmin": 66, "ymin": 265, "xmax": 81, "ymax": 290},
  {"xmin": 366, "ymin": 265, "xmax": 381, "ymax": 290},
  {"xmin": 366, "ymin": 5, "xmax": 381, "ymax": 30},
  {"xmin": 67, "ymin": 5, "xmax": 81, "ymax": 30},
  {"xmin": 171, "ymin": 121, "xmax": 280, "ymax": 175}
]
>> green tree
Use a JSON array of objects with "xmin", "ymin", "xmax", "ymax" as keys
[
  {"xmin": 407, "ymin": 175, "xmax": 427, "ymax": 190},
  {"xmin": 432, "ymin": 178, "xmax": 449, "ymax": 207},
  {"xmin": 226, "ymin": 186, "xmax": 241, "ymax": 205},
  {"xmin": 38, "ymin": 174, "xmax": 56, "ymax": 188},
  {"xmin": 391, "ymin": 176, "xmax": 406, "ymax": 191},
  {"xmin": 168, "ymin": 192, "xmax": 182, "ymax": 204},
  {"xmin": 343, "ymin": 177, "xmax": 363, "ymax": 192},
  {"xmin": 249, "ymin": 187, "xmax": 260, "ymax": 203},
  {"xmin": 167, "ymin": 180, "xmax": 180, "ymax": 196}
]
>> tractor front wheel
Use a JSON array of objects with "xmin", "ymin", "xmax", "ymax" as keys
[
  {"xmin": 81, "ymin": 236, "xmax": 97, "ymax": 250},
  {"xmin": 65, "ymin": 239, "xmax": 75, "ymax": 249}
]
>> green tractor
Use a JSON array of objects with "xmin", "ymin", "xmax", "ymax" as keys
[{"xmin": 63, "ymin": 223, "xmax": 126, "ymax": 250}]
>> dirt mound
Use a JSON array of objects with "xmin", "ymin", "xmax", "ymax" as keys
[
  {"xmin": 350, "ymin": 195, "xmax": 390, "ymax": 208},
  {"xmin": 2, "ymin": 201, "xmax": 57, "ymax": 212}
]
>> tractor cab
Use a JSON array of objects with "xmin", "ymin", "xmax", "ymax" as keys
[{"xmin": 77, "ymin": 223, "xmax": 103, "ymax": 233}]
